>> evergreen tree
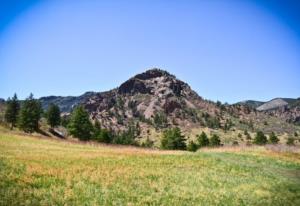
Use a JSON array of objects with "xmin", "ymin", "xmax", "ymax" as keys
[
  {"xmin": 197, "ymin": 131, "xmax": 209, "ymax": 147},
  {"xmin": 46, "ymin": 103, "xmax": 61, "ymax": 128},
  {"xmin": 269, "ymin": 132, "xmax": 279, "ymax": 144},
  {"xmin": 254, "ymin": 131, "xmax": 267, "ymax": 145},
  {"xmin": 68, "ymin": 106, "xmax": 93, "ymax": 141},
  {"xmin": 18, "ymin": 93, "xmax": 42, "ymax": 133},
  {"xmin": 210, "ymin": 134, "xmax": 221, "ymax": 146},
  {"xmin": 161, "ymin": 127, "xmax": 186, "ymax": 150},
  {"xmin": 4, "ymin": 93, "xmax": 20, "ymax": 129}
]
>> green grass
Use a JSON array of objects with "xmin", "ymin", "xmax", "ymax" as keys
[{"xmin": 0, "ymin": 131, "xmax": 300, "ymax": 205}]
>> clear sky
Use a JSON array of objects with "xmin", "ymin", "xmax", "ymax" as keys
[{"xmin": 0, "ymin": 0, "xmax": 299, "ymax": 103}]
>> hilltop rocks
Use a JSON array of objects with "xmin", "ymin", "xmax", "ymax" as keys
[{"xmin": 118, "ymin": 79, "xmax": 151, "ymax": 94}]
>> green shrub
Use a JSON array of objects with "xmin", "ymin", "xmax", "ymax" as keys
[{"xmin": 187, "ymin": 141, "xmax": 198, "ymax": 152}]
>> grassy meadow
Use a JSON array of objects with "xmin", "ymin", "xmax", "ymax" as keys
[{"xmin": 0, "ymin": 129, "xmax": 300, "ymax": 205}]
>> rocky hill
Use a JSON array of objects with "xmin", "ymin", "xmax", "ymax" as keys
[{"xmin": 83, "ymin": 69, "xmax": 220, "ymax": 132}]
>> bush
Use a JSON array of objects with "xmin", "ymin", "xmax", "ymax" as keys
[
  {"xmin": 161, "ymin": 127, "xmax": 186, "ymax": 150},
  {"xmin": 92, "ymin": 121, "xmax": 113, "ymax": 143},
  {"xmin": 254, "ymin": 131, "xmax": 267, "ymax": 145},
  {"xmin": 141, "ymin": 137, "xmax": 154, "ymax": 148},
  {"xmin": 187, "ymin": 141, "xmax": 198, "ymax": 152},
  {"xmin": 197, "ymin": 131, "xmax": 209, "ymax": 147},
  {"xmin": 68, "ymin": 106, "xmax": 93, "ymax": 141},
  {"xmin": 112, "ymin": 130, "xmax": 136, "ymax": 145},
  {"xmin": 286, "ymin": 137, "xmax": 295, "ymax": 145},
  {"xmin": 210, "ymin": 134, "xmax": 221, "ymax": 146},
  {"xmin": 269, "ymin": 132, "xmax": 279, "ymax": 144}
]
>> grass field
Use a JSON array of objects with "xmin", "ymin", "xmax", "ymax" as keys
[{"xmin": 0, "ymin": 130, "xmax": 300, "ymax": 205}]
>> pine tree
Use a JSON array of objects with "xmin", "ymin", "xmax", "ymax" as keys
[
  {"xmin": 210, "ymin": 134, "xmax": 221, "ymax": 146},
  {"xmin": 269, "ymin": 132, "xmax": 279, "ymax": 144},
  {"xmin": 161, "ymin": 127, "xmax": 186, "ymax": 150},
  {"xmin": 197, "ymin": 131, "xmax": 209, "ymax": 147},
  {"xmin": 46, "ymin": 103, "xmax": 61, "ymax": 128},
  {"xmin": 4, "ymin": 93, "xmax": 20, "ymax": 129},
  {"xmin": 18, "ymin": 93, "xmax": 42, "ymax": 133},
  {"xmin": 254, "ymin": 131, "xmax": 267, "ymax": 145},
  {"xmin": 68, "ymin": 106, "xmax": 93, "ymax": 141}
]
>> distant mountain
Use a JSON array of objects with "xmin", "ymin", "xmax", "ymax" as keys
[
  {"xmin": 256, "ymin": 98, "xmax": 289, "ymax": 111},
  {"xmin": 236, "ymin": 97, "xmax": 300, "ymax": 125},
  {"xmin": 39, "ymin": 92, "xmax": 96, "ymax": 113},
  {"xmin": 237, "ymin": 100, "xmax": 265, "ymax": 109}
]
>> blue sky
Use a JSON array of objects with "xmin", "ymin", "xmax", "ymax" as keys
[{"xmin": 0, "ymin": 0, "xmax": 299, "ymax": 103}]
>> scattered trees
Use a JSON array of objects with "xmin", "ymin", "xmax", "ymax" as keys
[
  {"xmin": 18, "ymin": 94, "xmax": 42, "ymax": 133},
  {"xmin": 68, "ymin": 106, "xmax": 93, "ymax": 141},
  {"xmin": 253, "ymin": 131, "xmax": 267, "ymax": 145},
  {"xmin": 4, "ymin": 93, "xmax": 20, "ymax": 129},
  {"xmin": 269, "ymin": 132, "xmax": 279, "ymax": 144},
  {"xmin": 161, "ymin": 127, "xmax": 186, "ymax": 150},
  {"xmin": 46, "ymin": 103, "xmax": 61, "ymax": 128}
]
